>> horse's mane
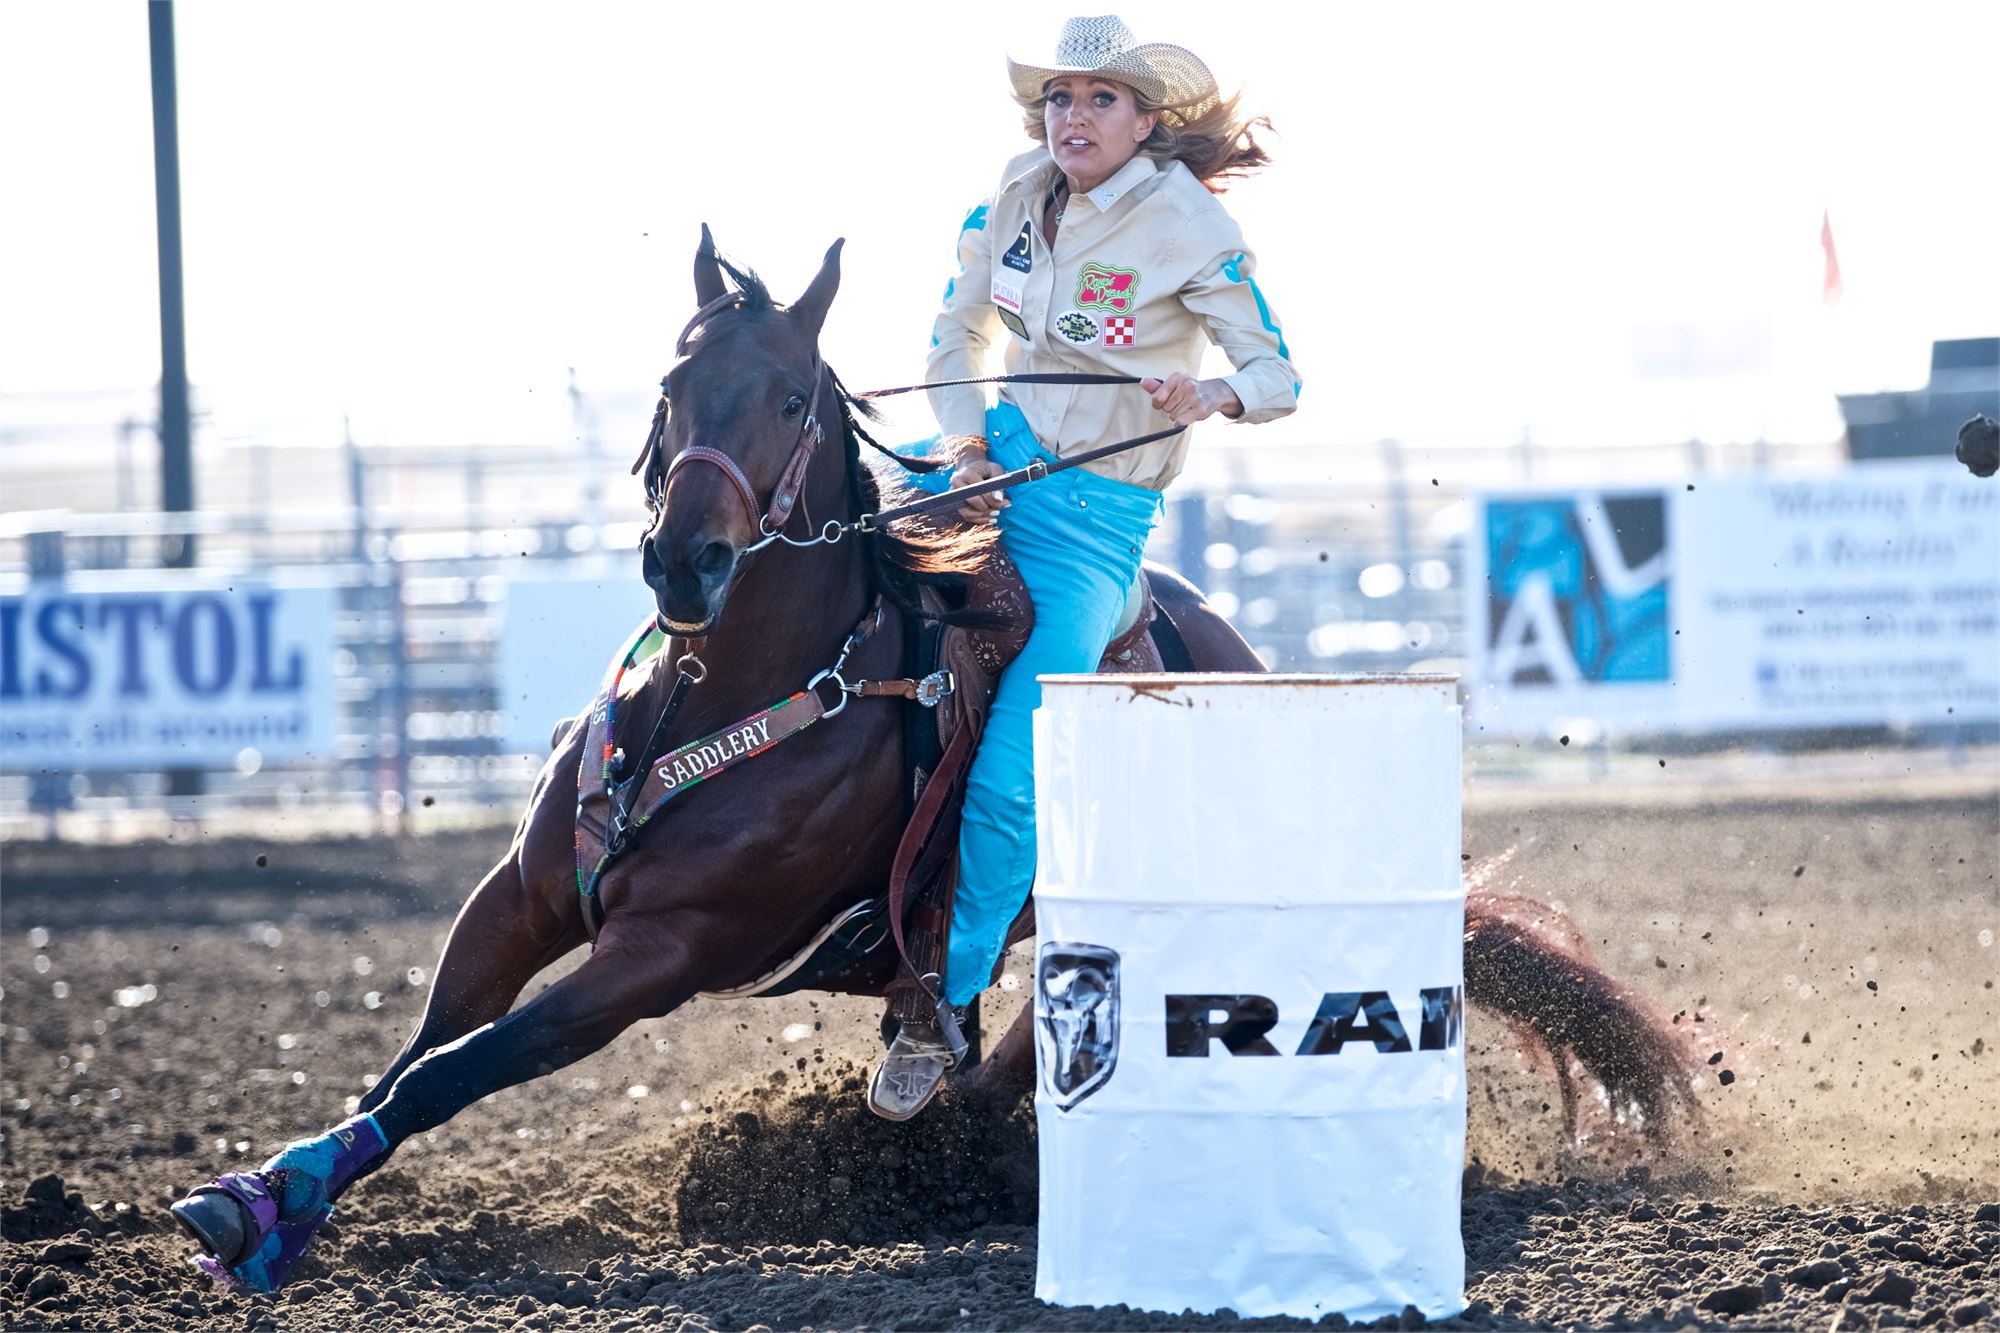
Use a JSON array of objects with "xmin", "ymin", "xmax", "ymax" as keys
[{"xmin": 707, "ymin": 253, "xmax": 1006, "ymax": 629}]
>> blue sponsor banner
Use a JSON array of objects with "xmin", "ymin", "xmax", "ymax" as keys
[
  {"xmin": 0, "ymin": 582, "xmax": 337, "ymax": 769},
  {"xmin": 1468, "ymin": 463, "xmax": 2000, "ymax": 734},
  {"xmin": 1482, "ymin": 493, "xmax": 1670, "ymax": 686}
]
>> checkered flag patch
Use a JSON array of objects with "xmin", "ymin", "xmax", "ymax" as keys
[{"xmin": 1102, "ymin": 316, "xmax": 1136, "ymax": 347}]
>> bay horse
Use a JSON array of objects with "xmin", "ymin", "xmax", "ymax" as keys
[{"xmin": 170, "ymin": 232, "xmax": 1696, "ymax": 1292}]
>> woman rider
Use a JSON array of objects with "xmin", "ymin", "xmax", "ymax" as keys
[{"xmin": 869, "ymin": 14, "xmax": 1300, "ymax": 1119}]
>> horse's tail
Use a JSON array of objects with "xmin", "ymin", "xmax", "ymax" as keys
[{"xmin": 1463, "ymin": 886, "xmax": 1701, "ymax": 1145}]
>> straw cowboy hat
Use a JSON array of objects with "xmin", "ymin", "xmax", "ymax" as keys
[{"xmin": 1007, "ymin": 14, "xmax": 1220, "ymax": 123}]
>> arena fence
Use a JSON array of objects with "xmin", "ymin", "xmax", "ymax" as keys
[{"xmin": 7, "ymin": 433, "xmax": 1980, "ymax": 836}]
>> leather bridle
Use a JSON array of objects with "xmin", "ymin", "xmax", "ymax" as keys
[{"xmin": 632, "ymin": 292, "xmax": 833, "ymax": 551}]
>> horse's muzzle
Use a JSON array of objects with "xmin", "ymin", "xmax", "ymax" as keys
[{"xmin": 642, "ymin": 525, "xmax": 739, "ymax": 636}]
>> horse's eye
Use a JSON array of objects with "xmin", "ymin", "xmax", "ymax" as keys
[{"xmin": 782, "ymin": 395, "xmax": 806, "ymax": 419}]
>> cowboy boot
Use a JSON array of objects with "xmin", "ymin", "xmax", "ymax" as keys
[{"xmin": 867, "ymin": 1000, "xmax": 969, "ymax": 1121}]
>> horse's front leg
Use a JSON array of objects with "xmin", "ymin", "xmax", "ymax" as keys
[
  {"xmin": 171, "ymin": 851, "xmax": 579, "ymax": 1291},
  {"xmin": 361, "ymin": 853, "xmax": 584, "ymax": 1117},
  {"xmin": 357, "ymin": 914, "xmax": 699, "ymax": 1151}
]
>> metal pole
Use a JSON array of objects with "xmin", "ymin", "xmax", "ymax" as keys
[
  {"xmin": 345, "ymin": 415, "xmax": 368, "ymax": 561},
  {"xmin": 149, "ymin": 2, "xmax": 195, "ymax": 568},
  {"xmin": 151, "ymin": 3, "xmax": 201, "ymax": 800}
]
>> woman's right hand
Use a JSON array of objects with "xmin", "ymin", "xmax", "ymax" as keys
[{"xmin": 950, "ymin": 457, "xmax": 1009, "ymax": 525}]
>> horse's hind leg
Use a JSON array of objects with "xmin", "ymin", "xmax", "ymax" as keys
[
  {"xmin": 172, "ymin": 852, "xmax": 578, "ymax": 1289},
  {"xmin": 964, "ymin": 997, "xmax": 1035, "ymax": 1094}
]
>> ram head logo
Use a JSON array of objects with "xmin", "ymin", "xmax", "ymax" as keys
[{"xmin": 1035, "ymin": 942, "xmax": 1121, "ymax": 1109}]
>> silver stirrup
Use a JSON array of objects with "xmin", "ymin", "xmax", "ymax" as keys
[{"xmin": 866, "ymin": 990, "xmax": 966, "ymax": 1122}]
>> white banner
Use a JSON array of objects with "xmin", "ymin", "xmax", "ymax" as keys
[
  {"xmin": 1033, "ymin": 676, "xmax": 1465, "ymax": 1322},
  {"xmin": 495, "ymin": 574, "xmax": 657, "ymax": 753},
  {"xmin": 0, "ymin": 582, "xmax": 337, "ymax": 769},
  {"xmin": 1466, "ymin": 461, "xmax": 2000, "ymax": 734}
]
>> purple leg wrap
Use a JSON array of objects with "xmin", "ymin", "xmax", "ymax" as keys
[{"xmin": 181, "ymin": 1113, "xmax": 388, "ymax": 1293}]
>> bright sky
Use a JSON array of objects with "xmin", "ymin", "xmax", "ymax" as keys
[{"xmin": 3, "ymin": 1, "xmax": 1996, "ymax": 459}]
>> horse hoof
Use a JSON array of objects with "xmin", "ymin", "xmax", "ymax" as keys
[
  {"xmin": 183, "ymin": 1206, "xmax": 331, "ymax": 1294},
  {"xmin": 171, "ymin": 1189, "xmax": 252, "ymax": 1267},
  {"xmin": 171, "ymin": 1171, "xmax": 328, "ymax": 1292}
]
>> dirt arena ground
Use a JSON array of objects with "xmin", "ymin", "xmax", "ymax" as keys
[{"xmin": 2, "ymin": 783, "xmax": 1995, "ymax": 1331}]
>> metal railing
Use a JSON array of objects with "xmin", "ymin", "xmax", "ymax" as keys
[{"xmin": 0, "ymin": 431, "xmax": 1854, "ymax": 829}]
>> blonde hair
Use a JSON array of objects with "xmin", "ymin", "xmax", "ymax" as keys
[{"xmin": 1014, "ymin": 82, "xmax": 1273, "ymax": 192}]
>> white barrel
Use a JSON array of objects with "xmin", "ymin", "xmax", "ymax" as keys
[{"xmin": 1031, "ymin": 673, "xmax": 1465, "ymax": 1322}]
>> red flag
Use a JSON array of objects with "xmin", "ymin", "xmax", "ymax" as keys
[{"xmin": 1821, "ymin": 209, "xmax": 1843, "ymax": 306}]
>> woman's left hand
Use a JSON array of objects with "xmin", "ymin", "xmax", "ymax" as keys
[{"xmin": 1141, "ymin": 373, "xmax": 1244, "ymax": 426}]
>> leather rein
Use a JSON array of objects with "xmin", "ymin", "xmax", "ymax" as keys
[{"xmin": 629, "ymin": 290, "xmax": 1183, "ymax": 553}]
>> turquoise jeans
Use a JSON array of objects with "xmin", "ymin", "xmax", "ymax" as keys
[{"xmin": 902, "ymin": 402, "xmax": 1164, "ymax": 1005}]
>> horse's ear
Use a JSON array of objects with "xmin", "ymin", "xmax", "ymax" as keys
[
  {"xmin": 790, "ymin": 238, "xmax": 844, "ymax": 341},
  {"xmin": 694, "ymin": 223, "xmax": 726, "ymax": 306}
]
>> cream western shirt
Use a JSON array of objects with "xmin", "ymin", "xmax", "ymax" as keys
[{"xmin": 927, "ymin": 149, "xmax": 1300, "ymax": 492}]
